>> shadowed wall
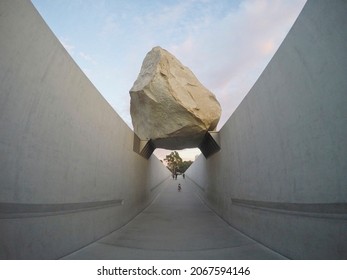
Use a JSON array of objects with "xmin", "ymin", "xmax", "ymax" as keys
[
  {"xmin": 0, "ymin": 0, "xmax": 170, "ymax": 259},
  {"xmin": 186, "ymin": 0, "xmax": 347, "ymax": 259}
]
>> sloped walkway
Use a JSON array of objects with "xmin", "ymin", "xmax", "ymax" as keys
[{"xmin": 63, "ymin": 177, "xmax": 285, "ymax": 259}]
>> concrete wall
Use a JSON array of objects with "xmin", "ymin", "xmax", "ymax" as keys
[
  {"xmin": 0, "ymin": 0, "xmax": 170, "ymax": 259},
  {"xmin": 187, "ymin": 0, "xmax": 347, "ymax": 259}
]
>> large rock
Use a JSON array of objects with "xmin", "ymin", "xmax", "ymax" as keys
[{"xmin": 130, "ymin": 46, "xmax": 221, "ymax": 150}]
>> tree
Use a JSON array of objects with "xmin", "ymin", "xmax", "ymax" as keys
[
  {"xmin": 164, "ymin": 151, "xmax": 193, "ymax": 174},
  {"xmin": 164, "ymin": 151, "xmax": 182, "ymax": 175},
  {"xmin": 179, "ymin": 160, "xmax": 193, "ymax": 173}
]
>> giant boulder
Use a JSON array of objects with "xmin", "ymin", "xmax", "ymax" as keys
[{"xmin": 130, "ymin": 46, "xmax": 221, "ymax": 150}]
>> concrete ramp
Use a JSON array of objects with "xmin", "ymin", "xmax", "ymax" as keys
[{"xmin": 63, "ymin": 177, "xmax": 284, "ymax": 259}]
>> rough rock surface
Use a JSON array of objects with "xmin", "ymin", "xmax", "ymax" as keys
[{"xmin": 130, "ymin": 46, "xmax": 221, "ymax": 149}]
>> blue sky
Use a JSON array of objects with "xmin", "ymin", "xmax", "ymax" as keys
[{"xmin": 31, "ymin": 0, "xmax": 306, "ymax": 161}]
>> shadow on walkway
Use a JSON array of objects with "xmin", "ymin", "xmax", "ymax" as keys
[{"xmin": 63, "ymin": 177, "xmax": 285, "ymax": 259}]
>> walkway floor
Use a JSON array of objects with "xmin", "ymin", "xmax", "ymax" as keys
[{"xmin": 63, "ymin": 177, "xmax": 285, "ymax": 260}]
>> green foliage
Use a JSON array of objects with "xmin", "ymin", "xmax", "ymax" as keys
[
  {"xmin": 179, "ymin": 160, "xmax": 193, "ymax": 173},
  {"xmin": 164, "ymin": 151, "xmax": 182, "ymax": 174},
  {"xmin": 164, "ymin": 151, "xmax": 193, "ymax": 174}
]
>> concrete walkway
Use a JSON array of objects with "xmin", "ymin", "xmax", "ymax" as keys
[{"xmin": 63, "ymin": 177, "xmax": 285, "ymax": 259}]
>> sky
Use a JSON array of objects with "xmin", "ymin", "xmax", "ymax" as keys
[{"xmin": 31, "ymin": 0, "xmax": 306, "ymax": 161}]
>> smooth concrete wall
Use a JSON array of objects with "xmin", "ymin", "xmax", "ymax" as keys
[
  {"xmin": 186, "ymin": 0, "xmax": 347, "ymax": 259},
  {"xmin": 0, "ymin": 0, "xmax": 170, "ymax": 259}
]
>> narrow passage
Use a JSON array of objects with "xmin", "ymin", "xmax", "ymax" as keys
[{"xmin": 63, "ymin": 177, "xmax": 285, "ymax": 259}]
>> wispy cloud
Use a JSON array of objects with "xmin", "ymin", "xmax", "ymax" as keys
[
  {"xmin": 79, "ymin": 51, "xmax": 97, "ymax": 65},
  {"xmin": 100, "ymin": 15, "xmax": 119, "ymax": 37},
  {"xmin": 168, "ymin": 0, "xmax": 307, "ymax": 127},
  {"xmin": 59, "ymin": 37, "xmax": 75, "ymax": 55},
  {"xmin": 33, "ymin": 0, "xmax": 307, "ymax": 160}
]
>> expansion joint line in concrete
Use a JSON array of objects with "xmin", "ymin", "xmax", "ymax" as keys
[
  {"xmin": 97, "ymin": 241, "xmax": 258, "ymax": 252},
  {"xmin": 231, "ymin": 198, "xmax": 347, "ymax": 220},
  {"xmin": 0, "ymin": 199, "xmax": 124, "ymax": 219},
  {"xmin": 185, "ymin": 178, "xmax": 288, "ymax": 259},
  {"xmin": 150, "ymin": 175, "xmax": 172, "ymax": 192},
  {"xmin": 59, "ymin": 178, "xmax": 171, "ymax": 259}
]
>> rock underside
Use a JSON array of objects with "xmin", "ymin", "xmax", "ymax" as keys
[{"xmin": 130, "ymin": 46, "xmax": 221, "ymax": 150}]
